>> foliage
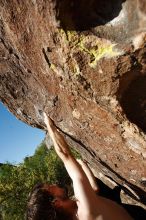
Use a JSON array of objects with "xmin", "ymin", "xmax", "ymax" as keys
[{"xmin": 0, "ymin": 142, "xmax": 80, "ymax": 220}]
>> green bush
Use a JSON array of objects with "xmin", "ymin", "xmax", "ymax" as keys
[{"xmin": 0, "ymin": 142, "xmax": 78, "ymax": 220}]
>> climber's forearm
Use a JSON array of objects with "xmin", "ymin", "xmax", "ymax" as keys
[
  {"xmin": 77, "ymin": 159, "xmax": 99, "ymax": 193},
  {"xmin": 43, "ymin": 112, "xmax": 79, "ymax": 167},
  {"xmin": 43, "ymin": 113, "xmax": 72, "ymax": 160},
  {"xmin": 52, "ymin": 130, "xmax": 72, "ymax": 161},
  {"xmin": 54, "ymin": 144, "xmax": 71, "ymax": 161}
]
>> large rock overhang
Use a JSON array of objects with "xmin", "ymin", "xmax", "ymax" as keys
[{"xmin": 0, "ymin": 0, "xmax": 146, "ymax": 206}]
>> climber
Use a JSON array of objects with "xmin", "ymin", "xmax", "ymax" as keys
[{"xmin": 26, "ymin": 113, "xmax": 133, "ymax": 220}]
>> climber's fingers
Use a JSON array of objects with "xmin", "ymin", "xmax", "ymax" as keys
[
  {"xmin": 43, "ymin": 112, "xmax": 58, "ymax": 143},
  {"xmin": 43, "ymin": 112, "xmax": 55, "ymax": 129},
  {"xmin": 43, "ymin": 113, "xmax": 64, "ymax": 145}
]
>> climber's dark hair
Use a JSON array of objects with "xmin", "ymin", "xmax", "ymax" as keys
[{"xmin": 26, "ymin": 183, "xmax": 73, "ymax": 220}]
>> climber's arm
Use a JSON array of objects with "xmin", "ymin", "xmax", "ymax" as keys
[
  {"xmin": 43, "ymin": 113, "xmax": 72, "ymax": 161},
  {"xmin": 77, "ymin": 159, "xmax": 99, "ymax": 193},
  {"xmin": 43, "ymin": 113, "xmax": 99, "ymax": 213}
]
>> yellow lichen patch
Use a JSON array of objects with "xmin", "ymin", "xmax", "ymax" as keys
[
  {"xmin": 50, "ymin": 63, "xmax": 57, "ymax": 72},
  {"xmin": 58, "ymin": 29, "xmax": 122, "ymax": 69},
  {"xmin": 66, "ymin": 30, "xmax": 78, "ymax": 43},
  {"xmin": 75, "ymin": 37, "xmax": 122, "ymax": 68},
  {"xmin": 58, "ymin": 29, "xmax": 79, "ymax": 47},
  {"xmin": 89, "ymin": 43, "xmax": 121, "ymax": 68},
  {"xmin": 58, "ymin": 29, "xmax": 68, "ymax": 44}
]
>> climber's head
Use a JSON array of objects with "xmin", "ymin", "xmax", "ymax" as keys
[{"xmin": 26, "ymin": 183, "xmax": 77, "ymax": 220}]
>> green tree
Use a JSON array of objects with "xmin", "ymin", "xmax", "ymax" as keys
[{"xmin": 0, "ymin": 143, "xmax": 73, "ymax": 220}]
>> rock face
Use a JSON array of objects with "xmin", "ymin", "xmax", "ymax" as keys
[{"xmin": 0, "ymin": 0, "xmax": 146, "ymax": 208}]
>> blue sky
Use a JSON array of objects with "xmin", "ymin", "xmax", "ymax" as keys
[{"xmin": 0, "ymin": 102, "xmax": 45, "ymax": 164}]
